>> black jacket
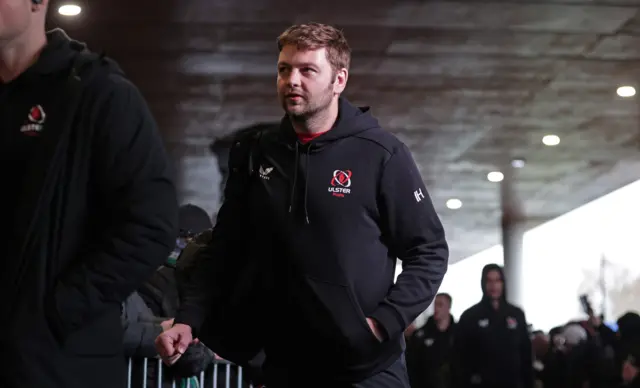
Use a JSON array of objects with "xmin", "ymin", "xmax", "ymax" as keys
[
  {"xmin": 454, "ymin": 264, "xmax": 533, "ymax": 388},
  {"xmin": 406, "ymin": 315, "xmax": 456, "ymax": 388},
  {"xmin": 176, "ymin": 98, "xmax": 448, "ymax": 383},
  {"xmin": 0, "ymin": 29, "xmax": 177, "ymax": 388}
]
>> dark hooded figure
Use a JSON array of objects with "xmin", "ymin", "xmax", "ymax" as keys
[
  {"xmin": 618, "ymin": 313, "xmax": 640, "ymax": 353},
  {"xmin": 453, "ymin": 264, "xmax": 533, "ymax": 388}
]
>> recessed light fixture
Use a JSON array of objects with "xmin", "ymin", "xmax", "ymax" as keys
[
  {"xmin": 542, "ymin": 135, "xmax": 560, "ymax": 146},
  {"xmin": 487, "ymin": 171, "xmax": 504, "ymax": 182},
  {"xmin": 58, "ymin": 4, "xmax": 82, "ymax": 16},
  {"xmin": 511, "ymin": 158, "xmax": 526, "ymax": 168},
  {"xmin": 446, "ymin": 198, "xmax": 462, "ymax": 210},
  {"xmin": 617, "ymin": 86, "xmax": 636, "ymax": 98}
]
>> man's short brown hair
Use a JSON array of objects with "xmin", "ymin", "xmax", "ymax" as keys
[
  {"xmin": 277, "ymin": 22, "xmax": 351, "ymax": 74},
  {"xmin": 437, "ymin": 293, "xmax": 452, "ymax": 307}
]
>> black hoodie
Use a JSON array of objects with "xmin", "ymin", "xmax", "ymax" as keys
[
  {"xmin": 453, "ymin": 264, "xmax": 533, "ymax": 388},
  {"xmin": 176, "ymin": 97, "xmax": 449, "ymax": 383},
  {"xmin": 406, "ymin": 315, "xmax": 456, "ymax": 388},
  {"xmin": 0, "ymin": 30, "xmax": 177, "ymax": 388}
]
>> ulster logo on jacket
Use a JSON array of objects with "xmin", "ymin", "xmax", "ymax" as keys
[
  {"xmin": 20, "ymin": 105, "xmax": 47, "ymax": 136},
  {"xmin": 328, "ymin": 169, "xmax": 352, "ymax": 197}
]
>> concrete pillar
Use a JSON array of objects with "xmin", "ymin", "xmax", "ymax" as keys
[
  {"xmin": 499, "ymin": 166, "xmax": 525, "ymax": 308},
  {"xmin": 501, "ymin": 218, "xmax": 525, "ymax": 308}
]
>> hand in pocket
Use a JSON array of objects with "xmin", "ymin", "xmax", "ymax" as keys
[{"xmin": 366, "ymin": 318, "xmax": 384, "ymax": 342}]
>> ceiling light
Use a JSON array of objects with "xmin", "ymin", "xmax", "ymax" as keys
[
  {"xmin": 511, "ymin": 158, "xmax": 526, "ymax": 168},
  {"xmin": 58, "ymin": 4, "xmax": 82, "ymax": 16},
  {"xmin": 542, "ymin": 135, "xmax": 560, "ymax": 146},
  {"xmin": 617, "ymin": 86, "xmax": 636, "ymax": 98},
  {"xmin": 446, "ymin": 198, "xmax": 462, "ymax": 210},
  {"xmin": 487, "ymin": 171, "xmax": 504, "ymax": 182}
]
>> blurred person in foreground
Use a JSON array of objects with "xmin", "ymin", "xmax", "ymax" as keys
[
  {"xmin": 157, "ymin": 22, "xmax": 448, "ymax": 388},
  {"xmin": 0, "ymin": 1, "xmax": 178, "ymax": 387}
]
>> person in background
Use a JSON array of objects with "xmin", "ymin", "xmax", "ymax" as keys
[
  {"xmin": 0, "ymin": 1, "xmax": 178, "ymax": 387},
  {"xmin": 618, "ymin": 313, "xmax": 640, "ymax": 366},
  {"xmin": 138, "ymin": 204, "xmax": 214, "ymax": 317},
  {"xmin": 454, "ymin": 264, "xmax": 533, "ymax": 388},
  {"xmin": 406, "ymin": 293, "xmax": 456, "ymax": 388}
]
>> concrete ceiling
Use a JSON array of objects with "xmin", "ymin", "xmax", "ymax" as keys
[{"xmin": 50, "ymin": 0, "xmax": 640, "ymax": 263}]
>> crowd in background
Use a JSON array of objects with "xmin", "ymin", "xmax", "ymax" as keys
[{"xmin": 405, "ymin": 286, "xmax": 640, "ymax": 388}]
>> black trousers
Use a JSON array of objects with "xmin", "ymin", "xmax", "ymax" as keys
[
  {"xmin": 352, "ymin": 355, "xmax": 410, "ymax": 388},
  {"xmin": 264, "ymin": 354, "xmax": 410, "ymax": 388}
]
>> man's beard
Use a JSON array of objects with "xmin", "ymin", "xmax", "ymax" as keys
[{"xmin": 284, "ymin": 84, "xmax": 334, "ymax": 122}]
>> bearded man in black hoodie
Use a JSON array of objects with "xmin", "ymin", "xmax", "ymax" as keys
[
  {"xmin": 0, "ymin": 1, "xmax": 178, "ymax": 388},
  {"xmin": 157, "ymin": 22, "xmax": 449, "ymax": 388},
  {"xmin": 454, "ymin": 264, "xmax": 533, "ymax": 388}
]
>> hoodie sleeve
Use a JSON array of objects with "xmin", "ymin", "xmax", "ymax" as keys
[
  {"xmin": 45, "ymin": 74, "xmax": 178, "ymax": 343},
  {"xmin": 173, "ymin": 135, "xmax": 252, "ymax": 335},
  {"xmin": 369, "ymin": 144, "xmax": 449, "ymax": 339}
]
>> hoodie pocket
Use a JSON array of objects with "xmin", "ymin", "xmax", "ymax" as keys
[{"xmin": 303, "ymin": 276, "xmax": 381, "ymax": 360}]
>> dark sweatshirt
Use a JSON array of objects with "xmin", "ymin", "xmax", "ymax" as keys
[
  {"xmin": 176, "ymin": 97, "xmax": 449, "ymax": 383},
  {"xmin": 406, "ymin": 315, "xmax": 456, "ymax": 388},
  {"xmin": 454, "ymin": 264, "xmax": 533, "ymax": 388}
]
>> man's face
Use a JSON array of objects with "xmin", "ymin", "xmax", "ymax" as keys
[
  {"xmin": 276, "ymin": 45, "xmax": 346, "ymax": 120},
  {"xmin": 433, "ymin": 295, "xmax": 450, "ymax": 321},
  {"xmin": 485, "ymin": 269, "xmax": 504, "ymax": 300},
  {"xmin": 0, "ymin": 0, "xmax": 31, "ymax": 42}
]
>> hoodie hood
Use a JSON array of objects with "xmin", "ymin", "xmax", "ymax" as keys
[
  {"xmin": 279, "ymin": 96, "xmax": 381, "ymax": 148},
  {"xmin": 18, "ymin": 29, "xmax": 124, "ymax": 84},
  {"xmin": 277, "ymin": 97, "xmax": 381, "ymax": 224},
  {"xmin": 31, "ymin": 29, "xmax": 84, "ymax": 76},
  {"xmin": 481, "ymin": 263, "xmax": 507, "ymax": 304},
  {"xmin": 618, "ymin": 312, "xmax": 640, "ymax": 340}
]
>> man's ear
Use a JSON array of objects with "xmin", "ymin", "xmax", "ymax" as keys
[{"xmin": 332, "ymin": 68, "xmax": 348, "ymax": 95}]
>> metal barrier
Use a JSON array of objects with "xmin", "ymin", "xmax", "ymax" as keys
[{"xmin": 126, "ymin": 358, "xmax": 254, "ymax": 388}]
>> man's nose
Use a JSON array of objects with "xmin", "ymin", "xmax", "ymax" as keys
[{"xmin": 287, "ymin": 69, "xmax": 301, "ymax": 87}]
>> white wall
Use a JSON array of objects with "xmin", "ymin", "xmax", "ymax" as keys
[{"xmin": 521, "ymin": 178, "xmax": 640, "ymax": 331}]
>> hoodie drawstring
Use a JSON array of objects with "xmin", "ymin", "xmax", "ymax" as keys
[
  {"xmin": 288, "ymin": 142, "xmax": 299, "ymax": 214},
  {"xmin": 303, "ymin": 150, "xmax": 310, "ymax": 224},
  {"xmin": 288, "ymin": 142, "xmax": 311, "ymax": 224}
]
